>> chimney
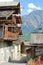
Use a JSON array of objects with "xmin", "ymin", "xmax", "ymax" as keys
[{"xmin": 38, "ymin": 28, "xmax": 42, "ymax": 32}]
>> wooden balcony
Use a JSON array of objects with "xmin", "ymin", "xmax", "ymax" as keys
[
  {"xmin": 4, "ymin": 25, "xmax": 19, "ymax": 40},
  {"xmin": 4, "ymin": 31, "xmax": 19, "ymax": 40}
]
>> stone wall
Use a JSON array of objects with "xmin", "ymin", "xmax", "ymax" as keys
[
  {"xmin": 0, "ymin": 41, "xmax": 21, "ymax": 62},
  {"xmin": 30, "ymin": 33, "xmax": 43, "ymax": 43},
  {"xmin": 0, "ymin": 41, "xmax": 11, "ymax": 62}
]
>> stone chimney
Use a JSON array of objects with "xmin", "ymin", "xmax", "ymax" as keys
[{"xmin": 38, "ymin": 28, "xmax": 42, "ymax": 32}]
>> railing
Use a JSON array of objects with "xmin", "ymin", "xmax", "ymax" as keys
[
  {"xmin": 4, "ymin": 31, "xmax": 18, "ymax": 40},
  {"xmin": 4, "ymin": 25, "xmax": 20, "ymax": 40}
]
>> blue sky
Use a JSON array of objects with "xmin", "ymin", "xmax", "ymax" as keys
[{"xmin": 20, "ymin": 0, "xmax": 43, "ymax": 16}]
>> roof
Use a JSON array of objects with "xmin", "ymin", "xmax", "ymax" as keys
[
  {"xmin": 0, "ymin": 0, "xmax": 19, "ymax": 2},
  {"xmin": 0, "ymin": 1, "xmax": 20, "ymax": 19},
  {"xmin": 24, "ymin": 42, "xmax": 30, "ymax": 46},
  {"xmin": 0, "ymin": 2, "xmax": 19, "ymax": 7},
  {"xmin": 31, "ymin": 32, "xmax": 43, "ymax": 34}
]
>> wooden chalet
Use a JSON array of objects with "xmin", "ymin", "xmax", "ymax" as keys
[{"xmin": 0, "ymin": 1, "xmax": 22, "ymax": 62}]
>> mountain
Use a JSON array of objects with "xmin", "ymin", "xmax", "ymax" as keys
[{"xmin": 19, "ymin": 10, "xmax": 43, "ymax": 41}]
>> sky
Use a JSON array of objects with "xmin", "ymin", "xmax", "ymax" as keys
[
  {"xmin": 20, "ymin": 0, "xmax": 43, "ymax": 16},
  {"xmin": 0, "ymin": 0, "xmax": 43, "ymax": 16}
]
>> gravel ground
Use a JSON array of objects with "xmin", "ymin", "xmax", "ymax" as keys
[{"xmin": 0, "ymin": 62, "xmax": 26, "ymax": 65}]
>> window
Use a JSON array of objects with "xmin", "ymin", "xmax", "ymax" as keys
[
  {"xmin": 8, "ymin": 27, "xmax": 18, "ymax": 33},
  {"xmin": 8, "ymin": 27, "xmax": 12, "ymax": 32},
  {"xmin": 13, "ymin": 27, "xmax": 18, "ymax": 33},
  {"xmin": 7, "ymin": 41, "xmax": 12, "ymax": 46}
]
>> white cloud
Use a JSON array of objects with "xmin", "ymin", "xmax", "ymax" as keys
[
  {"xmin": 21, "ymin": 8, "xmax": 22, "ymax": 12},
  {"xmin": 27, "ymin": 3, "xmax": 42, "ymax": 13},
  {"xmin": 0, "ymin": 0, "xmax": 13, "ymax": 2},
  {"xmin": 28, "ymin": 3, "xmax": 41, "ymax": 10},
  {"xmin": 28, "ymin": 3, "xmax": 36, "ymax": 9},
  {"xmin": 20, "ymin": 6, "xmax": 23, "ymax": 12},
  {"xmin": 27, "ymin": 9, "xmax": 33, "ymax": 13}
]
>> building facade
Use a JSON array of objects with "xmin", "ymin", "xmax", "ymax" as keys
[
  {"xmin": 0, "ymin": 1, "xmax": 22, "ymax": 62},
  {"xmin": 29, "ymin": 28, "xmax": 43, "ymax": 61}
]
